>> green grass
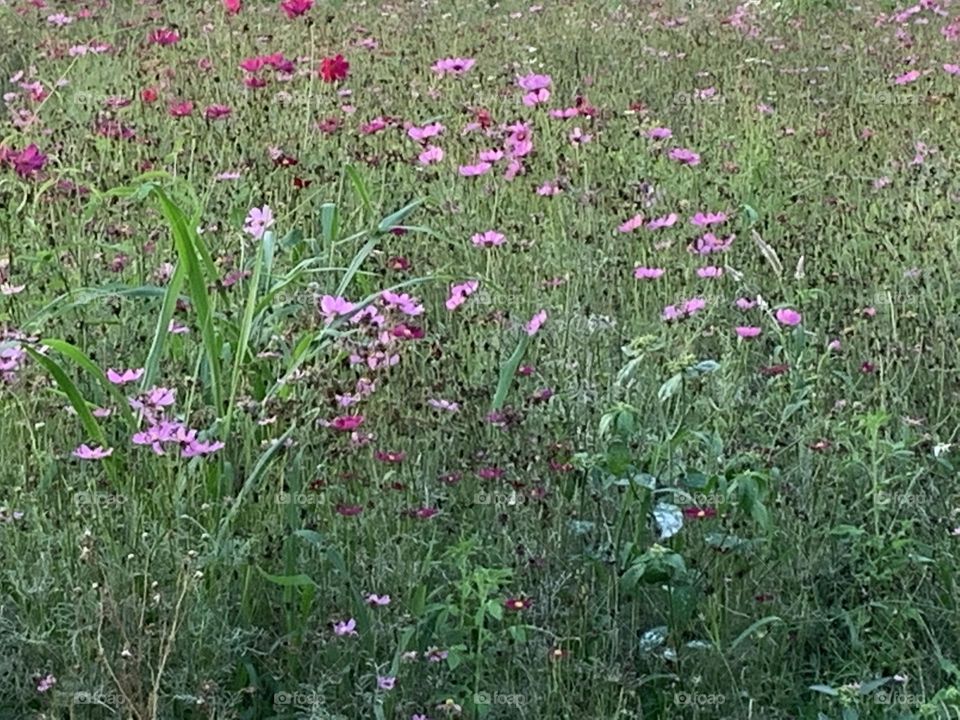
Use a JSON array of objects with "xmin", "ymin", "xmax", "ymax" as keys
[{"xmin": 2, "ymin": 1, "xmax": 960, "ymax": 718}]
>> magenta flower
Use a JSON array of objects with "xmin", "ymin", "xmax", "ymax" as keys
[
  {"xmin": 944, "ymin": 64, "xmax": 960, "ymax": 75},
  {"xmin": 333, "ymin": 618, "xmax": 357, "ymax": 636},
  {"xmin": 366, "ymin": 593, "xmax": 391, "ymax": 606},
  {"xmin": 73, "ymin": 444, "xmax": 113, "ymax": 460},
  {"xmin": 381, "ymin": 291, "xmax": 424, "ymax": 316},
  {"xmin": 775, "ymin": 308, "xmax": 802, "ymax": 326},
  {"xmin": 204, "ymin": 104, "xmax": 232, "ymax": 120},
  {"xmin": 696, "ymin": 266, "xmax": 723, "ymax": 278},
  {"xmin": 736, "ymin": 326, "xmax": 761, "ymax": 338},
  {"xmin": 526, "ymin": 309, "xmax": 548, "ymax": 336},
  {"xmin": 147, "ymin": 28, "xmax": 180, "ymax": 46},
  {"xmin": 328, "ymin": 415, "xmax": 364, "ymax": 431},
  {"xmin": 735, "ymin": 297, "xmax": 756, "ymax": 310},
  {"xmin": 106, "ymin": 367, "xmax": 144, "ymax": 385},
  {"xmin": 633, "ymin": 267, "xmax": 665, "ymax": 279},
  {"xmin": 432, "ymin": 57, "xmax": 476, "ymax": 75},
  {"xmin": 377, "ymin": 676, "xmax": 396, "ymax": 691},
  {"xmin": 243, "ymin": 205, "xmax": 274, "ymax": 239},
  {"xmin": 280, "ymin": 0, "xmax": 312, "ymax": 18},
  {"xmin": 669, "ymin": 147, "xmax": 701, "ymax": 165},
  {"xmin": 471, "ymin": 230, "xmax": 505, "ymax": 248},
  {"xmin": 182, "ymin": 439, "xmax": 225, "ymax": 458},
  {"xmin": 36, "ymin": 674, "xmax": 57, "ymax": 693},
  {"xmin": 618, "ymin": 214, "xmax": 645, "ymax": 233},
  {"xmin": 10, "ymin": 144, "xmax": 48, "ymax": 177},
  {"xmin": 683, "ymin": 297, "xmax": 707, "ymax": 315},
  {"xmin": 690, "ymin": 233, "xmax": 734, "ymax": 255}
]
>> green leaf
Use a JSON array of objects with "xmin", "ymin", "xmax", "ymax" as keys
[
  {"xmin": 491, "ymin": 334, "xmax": 531, "ymax": 411},
  {"xmin": 26, "ymin": 348, "xmax": 106, "ymax": 445},
  {"xmin": 730, "ymin": 616, "xmax": 783, "ymax": 651},
  {"xmin": 808, "ymin": 685, "xmax": 839, "ymax": 697},
  {"xmin": 658, "ymin": 373, "xmax": 683, "ymax": 402},
  {"xmin": 377, "ymin": 199, "xmax": 423, "ymax": 234},
  {"xmin": 256, "ymin": 568, "xmax": 318, "ymax": 587}
]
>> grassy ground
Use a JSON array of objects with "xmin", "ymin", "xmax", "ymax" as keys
[{"xmin": 2, "ymin": 0, "xmax": 960, "ymax": 718}]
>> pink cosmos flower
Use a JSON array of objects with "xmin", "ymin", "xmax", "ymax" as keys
[
  {"xmin": 944, "ymin": 64, "xmax": 960, "ymax": 75},
  {"xmin": 735, "ymin": 297, "xmax": 756, "ymax": 310},
  {"xmin": 459, "ymin": 162, "xmax": 492, "ymax": 177},
  {"xmin": 697, "ymin": 266, "xmax": 723, "ymax": 278},
  {"xmin": 634, "ymin": 267, "xmax": 665, "ymax": 279},
  {"xmin": 690, "ymin": 211, "xmax": 728, "ymax": 227},
  {"xmin": 445, "ymin": 280, "xmax": 479, "ymax": 310},
  {"xmin": 243, "ymin": 205, "xmax": 274, "ymax": 239},
  {"xmin": 893, "ymin": 69, "xmax": 921, "ymax": 85},
  {"xmin": 550, "ymin": 107, "xmax": 579, "ymax": 119},
  {"xmin": 647, "ymin": 213, "xmax": 678, "ymax": 230},
  {"xmin": 471, "ymin": 230, "xmax": 505, "ymax": 247},
  {"xmin": 504, "ymin": 159, "xmax": 523, "ymax": 181},
  {"xmin": 381, "ymin": 291, "xmax": 423, "ymax": 316},
  {"xmin": 366, "ymin": 593, "xmax": 391, "ymax": 606},
  {"xmin": 518, "ymin": 73, "xmax": 552, "ymax": 91},
  {"xmin": 318, "ymin": 295, "xmax": 355, "ymax": 323},
  {"xmin": 432, "ymin": 57, "xmax": 476, "ymax": 75},
  {"xmin": 736, "ymin": 326, "xmax": 761, "ymax": 338},
  {"xmin": 668, "ymin": 147, "xmax": 701, "ymax": 165},
  {"xmin": 523, "ymin": 89, "xmax": 551, "ymax": 106},
  {"xmin": 333, "ymin": 618, "xmax": 357, "ymax": 636},
  {"xmin": 408, "ymin": 122, "xmax": 444, "ymax": 142},
  {"xmin": 377, "ymin": 676, "xmax": 396, "ymax": 691},
  {"xmin": 526, "ymin": 309, "xmax": 548, "ymax": 336},
  {"xmin": 646, "ymin": 127, "xmax": 673, "ymax": 140},
  {"xmin": 223, "ymin": 0, "xmax": 242, "ymax": 14},
  {"xmin": 690, "ymin": 233, "xmax": 734, "ymax": 255},
  {"xmin": 775, "ymin": 308, "xmax": 802, "ymax": 326},
  {"xmin": 479, "ymin": 149, "xmax": 504, "ymax": 163},
  {"xmin": 106, "ymin": 367, "xmax": 144, "ymax": 385},
  {"xmin": 618, "ymin": 214, "xmax": 645, "ymax": 233},
  {"xmin": 428, "ymin": 398, "xmax": 460, "ymax": 412},
  {"xmin": 418, "ymin": 145, "xmax": 444, "ymax": 165},
  {"xmin": 537, "ymin": 181, "xmax": 561, "ymax": 196},
  {"xmin": 73, "ymin": 444, "xmax": 113, "ymax": 460}
]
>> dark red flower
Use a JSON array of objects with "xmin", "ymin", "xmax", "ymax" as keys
[
  {"xmin": 809, "ymin": 439, "xmax": 831, "ymax": 452},
  {"xmin": 682, "ymin": 506, "xmax": 717, "ymax": 519},
  {"xmin": 438, "ymin": 472, "xmax": 461, "ymax": 485},
  {"xmin": 319, "ymin": 54, "xmax": 350, "ymax": 83},
  {"xmin": 141, "ymin": 87, "xmax": 159, "ymax": 103},
  {"xmin": 335, "ymin": 504, "xmax": 363, "ymax": 517},
  {"xmin": 387, "ymin": 256, "xmax": 411, "ymax": 271},
  {"xmin": 392, "ymin": 324, "xmax": 424, "ymax": 340},
  {"xmin": 504, "ymin": 597, "xmax": 533, "ymax": 611},
  {"xmin": 328, "ymin": 415, "xmax": 364, "ymax": 431},
  {"xmin": 759, "ymin": 363, "xmax": 790, "ymax": 377},
  {"xmin": 375, "ymin": 450, "xmax": 406, "ymax": 464}
]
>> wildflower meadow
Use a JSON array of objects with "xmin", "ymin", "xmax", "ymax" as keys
[{"xmin": 2, "ymin": 0, "xmax": 960, "ymax": 718}]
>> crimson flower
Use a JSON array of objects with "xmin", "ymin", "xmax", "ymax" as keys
[{"xmin": 319, "ymin": 54, "xmax": 350, "ymax": 83}]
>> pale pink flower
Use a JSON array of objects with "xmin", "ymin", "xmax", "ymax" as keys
[
  {"xmin": 526, "ymin": 309, "xmax": 548, "ymax": 336},
  {"xmin": 775, "ymin": 308, "xmax": 802, "ymax": 326}
]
